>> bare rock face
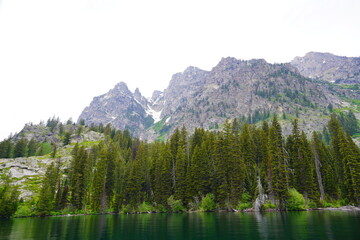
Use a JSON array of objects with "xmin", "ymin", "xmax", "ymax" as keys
[
  {"xmin": 78, "ymin": 55, "xmax": 359, "ymax": 140},
  {"xmin": 159, "ymin": 57, "xmax": 343, "ymax": 136},
  {"xmin": 291, "ymin": 52, "xmax": 360, "ymax": 84},
  {"xmin": 0, "ymin": 129, "xmax": 104, "ymax": 199},
  {"xmin": 0, "ymin": 156, "xmax": 71, "ymax": 199},
  {"xmin": 78, "ymin": 82, "xmax": 159, "ymax": 139}
]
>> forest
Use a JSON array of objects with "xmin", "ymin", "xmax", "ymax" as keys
[{"xmin": 0, "ymin": 113, "xmax": 360, "ymax": 217}]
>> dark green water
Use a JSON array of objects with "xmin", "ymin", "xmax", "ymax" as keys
[{"xmin": 1, "ymin": 211, "xmax": 359, "ymax": 240}]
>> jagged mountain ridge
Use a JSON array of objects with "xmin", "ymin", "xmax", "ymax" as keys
[
  {"xmin": 78, "ymin": 82, "xmax": 163, "ymax": 139},
  {"xmin": 78, "ymin": 53, "xmax": 359, "ymax": 140},
  {"xmin": 291, "ymin": 52, "xmax": 360, "ymax": 84}
]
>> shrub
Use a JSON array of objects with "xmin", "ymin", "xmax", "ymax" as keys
[
  {"xmin": 167, "ymin": 195, "xmax": 185, "ymax": 212},
  {"xmin": 306, "ymin": 200, "xmax": 317, "ymax": 209},
  {"xmin": 237, "ymin": 202, "xmax": 252, "ymax": 210},
  {"xmin": 241, "ymin": 193, "xmax": 252, "ymax": 203},
  {"xmin": 14, "ymin": 204, "xmax": 34, "ymax": 217},
  {"xmin": 286, "ymin": 188, "xmax": 306, "ymax": 211},
  {"xmin": 120, "ymin": 204, "xmax": 132, "ymax": 214},
  {"xmin": 199, "ymin": 194, "xmax": 216, "ymax": 212},
  {"xmin": 50, "ymin": 211, "xmax": 62, "ymax": 216},
  {"xmin": 188, "ymin": 196, "xmax": 201, "ymax": 211},
  {"xmin": 262, "ymin": 201, "xmax": 276, "ymax": 210},
  {"xmin": 0, "ymin": 177, "xmax": 20, "ymax": 218},
  {"xmin": 236, "ymin": 192, "xmax": 252, "ymax": 211},
  {"xmin": 155, "ymin": 204, "xmax": 167, "ymax": 213},
  {"xmin": 321, "ymin": 200, "xmax": 344, "ymax": 208},
  {"xmin": 60, "ymin": 207, "xmax": 73, "ymax": 215},
  {"xmin": 138, "ymin": 202, "xmax": 153, "ymax": 213}
]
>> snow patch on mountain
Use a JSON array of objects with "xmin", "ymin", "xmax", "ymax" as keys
[{"xmin": 146, "ymin": 105, "xmax": 162, "ymax": 123}]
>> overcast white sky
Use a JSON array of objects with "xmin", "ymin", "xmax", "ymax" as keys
[{"xmin": 0, "ymin": 0, "xmax": 360, "ymax": 140}]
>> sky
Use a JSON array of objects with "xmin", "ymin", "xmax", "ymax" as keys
[{"xmin": 0, "ymin": 0, "xmax": 360, "ymax": 140}]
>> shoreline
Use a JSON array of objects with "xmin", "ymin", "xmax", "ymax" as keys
[{"xmin": 11, "ymin": 205, "xmax": 360, "ymax": 219}]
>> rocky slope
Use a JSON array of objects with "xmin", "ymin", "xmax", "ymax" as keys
[
  {"xmin": 0, "ymin": 126, "xmax": 104, "ymax": 199},
  {"xmin": 291, "ymin": 52, "xmax": 360, "ymax": 84},
  {"xmin": 78, "ymin": 82, "xmax": 162, "ymax": 139},
  {"xmin": 78, "ymin": 54, "xmax": 360, "ymax": 140}
]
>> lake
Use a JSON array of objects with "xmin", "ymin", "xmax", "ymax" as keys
[{"xmin": 1, "ymin": 210, "xmax": 359, "ymax": 239}]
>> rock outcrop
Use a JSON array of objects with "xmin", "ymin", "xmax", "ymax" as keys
[
  {"xmin": 78, "ymin": 82, "xmax": 160, "ymax": 139},
  {"xmin": 291, "ymin": 52, "xmax": 360, "ymax": 84}
]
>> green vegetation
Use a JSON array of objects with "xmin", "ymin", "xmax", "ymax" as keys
[
  {"xmin": 152, "ymin": 119, "xmax": 165, "ymax": 132},
  {"xmin": 0, "ymin": 173, "xmax": 20, "ymax": 218},
  {"xmin": 236, "ymin": 193, "xmax": 253, "ymax": 210},
  {"xmin": 199, "ymin": 194, "xmax": 217, "ymax": 212},
  {"xmin": 262, "ymin": 201, "xmax": 276, "ymax": 210},
  {"xmin": 286, "ymin": 188, "xmax": 306, "ymax": 211},
  {"xmin": 152, "ymin": 118, "xmax": 172, "ymax": 141},
  {"xmin": 167, "ymin": 195, "xmax": 185, "ymax": 212},
  {"xmin": 2, "ymin": 113, "xmax": 360, "ymax": 218},
  {"xmin": 335, "ymin": 84, "xmax": 359, "ymax": 90}
]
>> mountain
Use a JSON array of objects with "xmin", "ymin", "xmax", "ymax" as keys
[
  {"xmin": 78, "ymin": 55, "xmax": 360, "ymax": 140},
  {"xmin": 78, "ymin": 82, "xmax": 161, "ymax": 139},
  {"xmin": 291, "ymin": 52, "xmax": 360, "ymax": 84}
]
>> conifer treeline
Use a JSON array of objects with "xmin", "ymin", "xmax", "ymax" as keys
[{"xmin": 36, "ymin": 114, "xmax": 360, "ymax": 214}]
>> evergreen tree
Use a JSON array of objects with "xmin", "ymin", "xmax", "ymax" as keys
[
  {"xmin": 63, "ymin": 132, "xmax": 72, "ymax": 146},
  {"xmin": 0, "ymin": 139, "xmax": 13, "ymax": 158},
  {"xmin": 0, "ymin": 174, "xmax": 19, "ymax": 218},
  {"xmin": 311, "ymin": 132, "xmax": 325, "ymax": 201},
  {"xmin": 287, "ymin": 120, "xmax": 317, "ymax": 199},
  {"xmin": 174, "ymin": 138, "xmax": 187, "ymax": 202},
  {"xmin": 286, "ymin": 119, "xmax": 301, "ymax": 189},
  {"xmin": 186, "ymin": 142, "xmax": 212, "ymax": 200},
  {"xmin": 268, "ymin": 116, "xmax": 288, "ymax": 209},
  {"xmin": 51, "ymin": 144, "xmax": 57, "ymax": 158},
  {"xmin": 153, "ymin": 143, "xmax": 172, "ymax": 205},
  {"xmin": 312, "ymin": 132, "xmax": 338, "ymax": 200},
  {"xmin": 344, "ymin": 111, "xmax": 359, "ymax": 135},
  {"xmin": 55, "ymin": 179, "xmax": 69, "ymax": 211},
  {"xmin": 224, "ymin": 120, "xmax": 245, "ymax": 206},
  {"xmin": 104, "ymin": 143, "xmax": 118, "ymax": 207},
  {"xmin": 27, "ymin": 138, "xmax": 38, "ymax": 157},
  {"xmin": 298, "ymin": 132, "xmax": 317, "ymax": 200},
  {"xmin": 113, "ymin": 148, "xmax": 126, "ymax": 212},
  {"xmin": 70, "ymin": 146, "xmax": 88, "ymax": 210},
  {"xmin": 170, "ymin": 128, "xmax": 180, "ymax": 191},
  {"xmin": 37, "ymin": 161, "xmax": 60, "ymax": 215},
  {"xmin": 239, "ymin": 123, "xmax": 256, "ymax": 196},
  {"xmin": 340, "ymin": 134, "xmax": 360, "ymax": 204},
  {"xmin": 125, "ymin": 143, "xmax": 149, "ymax": 207},
  {"xmin": 91, "ymin": 148, "xmax": 107, "ymax": 211},
  {"xmin": 14, "ymin": 138, "xmax": 28, "ymax": 158},
  {"xmin": 58, "ymin": 123, "xmax": 64, "ymax": 136},
  {"xmin": 328, "ymin": 114, "xmax": 348, "ymax": 199},
  {"xmin": 213, "ymin": 132, "xmax": 228, "ymax": 207},
  {"xmin": 259, "ymin": 121, "xmax": 269, "ymax": 190}
]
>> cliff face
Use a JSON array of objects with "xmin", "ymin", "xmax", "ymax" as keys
[
  {"xmin": 157, "ymin": 57, "xmax": 343, "ymax": 137},
  {"xmin": 291, "ymin": 52, "xmax": 360, "ymax": 84},
  {"xmin": 78, "ymin": 54, "xmax": 359, "ymax": 140},
  {"xmin": 78, "ymin": 82, "xmax": 160, "ymax": 139}
]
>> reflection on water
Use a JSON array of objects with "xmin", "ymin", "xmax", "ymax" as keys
[{"xmin": 0, "ymin": 211, "xmax": 359, "ymax": 240}]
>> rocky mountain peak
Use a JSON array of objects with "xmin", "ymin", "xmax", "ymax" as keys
[
  {"xmin": 114, "ymin": 81, "xmax": 131, "ymax": 93},
  {"xmin": 78, "ymin": 81, "xmax": 159, "ymax": 139},
  {"xmin": 291, "ymin": 52, "xmax": 360, "ymax": 84},
  {"xmin": 183, "ymin": 66, "xmax": 202, "ymax": 73},
  {"xmin": 78, "ymin": 53, "xmax": 359, "ymax": 141},
  {"xmin": 170, "ymin": 66, "xmax": 208, "ymax": 86},
  {"xmin": 151, "ymin": 90, "xmax": 163, "ymax": 102},
  {"xmin": 212, "ymin": 57, "xmax": 240, "ymax": 71},
  {"xmin": 134, "ymin": 87, "xmax": 141, "ymax": 97}
]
